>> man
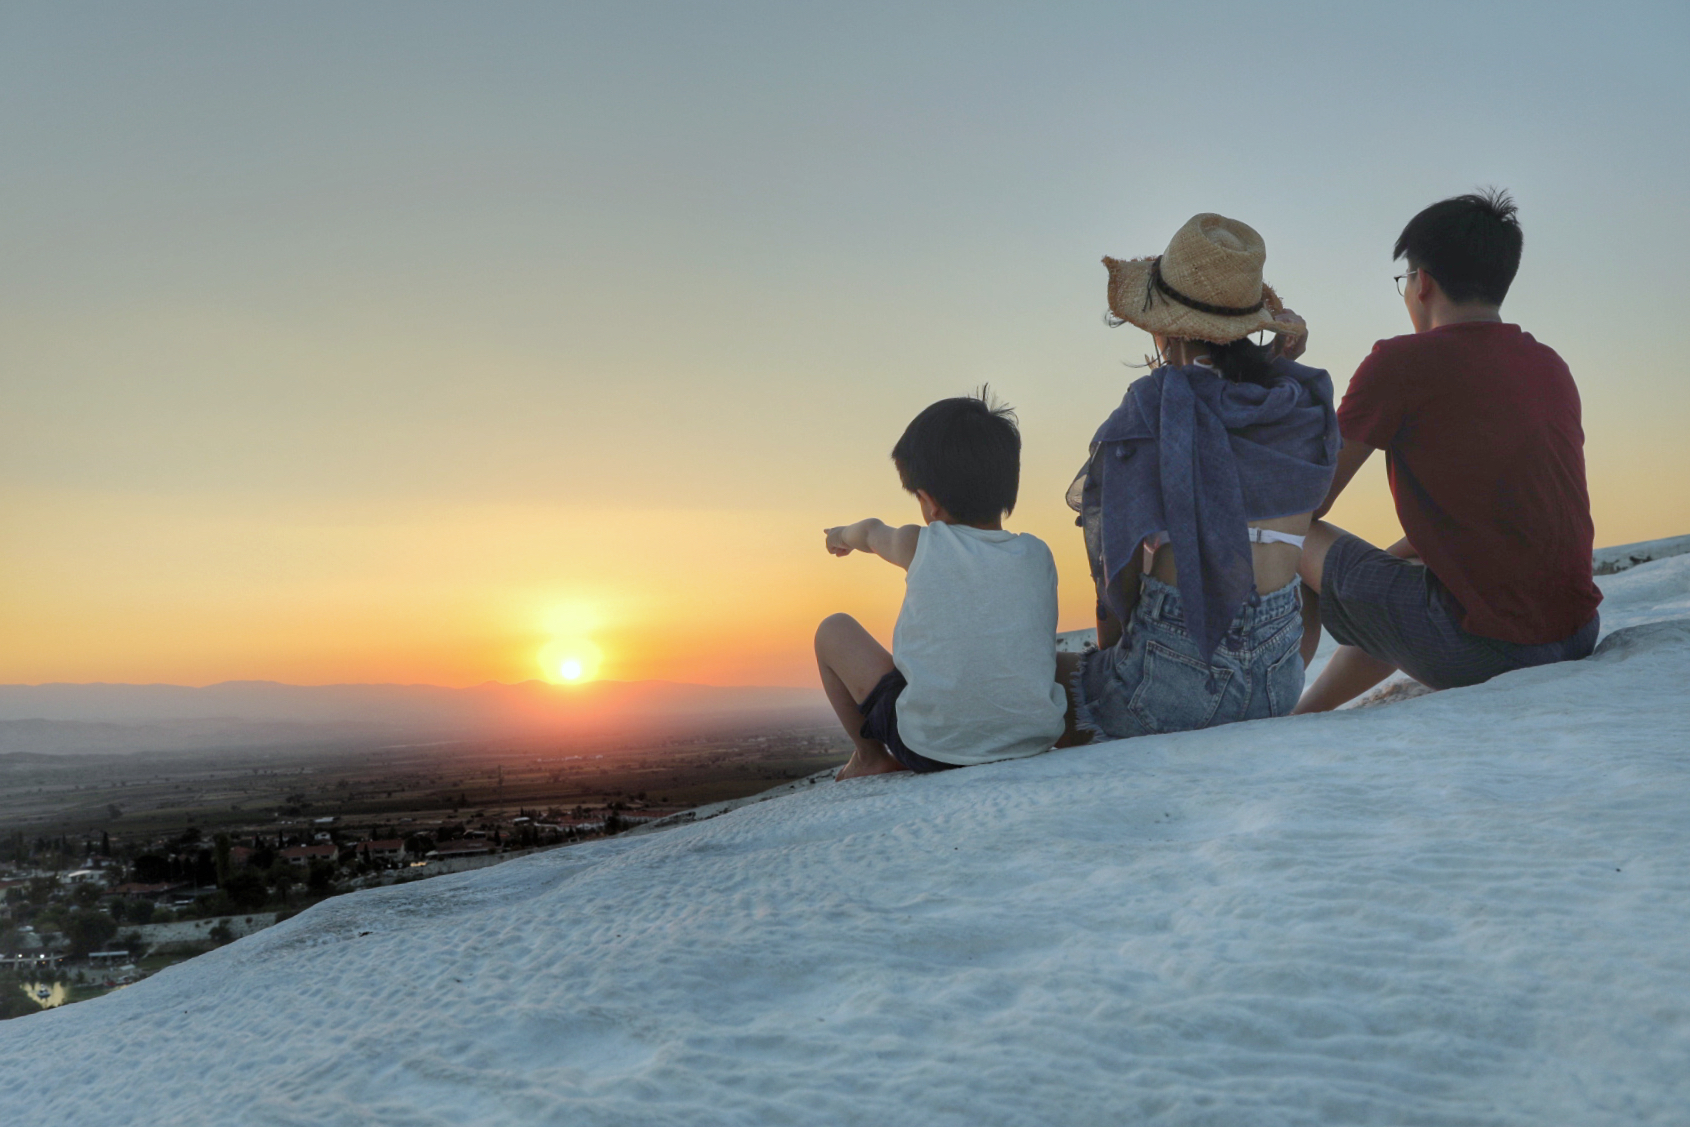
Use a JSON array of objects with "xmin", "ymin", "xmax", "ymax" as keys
[{"xmin": 1295, "ymin": 189, "xmax": 1602, "ymax": 711}]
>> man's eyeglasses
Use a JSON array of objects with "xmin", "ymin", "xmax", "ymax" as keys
[{"xmin": 1394, "ymin": 269, "xmax": 1420, "ymax": 297}]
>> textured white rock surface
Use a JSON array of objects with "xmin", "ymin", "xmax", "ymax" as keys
[
  {"xmin": 1593, "ymin": 532, "xmax": 1690, "ymax": 574},
  {"xmin": 3, "ymin": 556, "xmax": 1688, "ymax": 1126}
]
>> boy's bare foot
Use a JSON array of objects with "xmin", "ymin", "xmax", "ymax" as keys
[{"xmin": 835, "ymin": 746, "xmax": 909, "ymax": 781}]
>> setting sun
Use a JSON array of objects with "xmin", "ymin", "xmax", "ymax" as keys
[{"xmin": 539, "ymin": 631, "xmax": 604, "ymax": 684}]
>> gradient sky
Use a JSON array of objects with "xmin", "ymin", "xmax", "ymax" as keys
[{"xmin": 4, "ymin": 1, "xmax": 1687, "ymax": 688}]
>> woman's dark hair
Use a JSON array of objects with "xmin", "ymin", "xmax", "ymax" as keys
[
  {"xmin": 890, "ymin": 388, "xmax": 1020, "ymax": 524},
  {"xmin": 1394, "ymin": 188, "xmax": 1522, "ymax": 306},
  {"xmin": 1202, "ymin": 336, "xmax": 1279, "ymax": 387}
]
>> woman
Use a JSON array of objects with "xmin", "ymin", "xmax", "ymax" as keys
[{"xmin": 1061, "ymin": 213, "xmax": 1338, "ymax": 741}]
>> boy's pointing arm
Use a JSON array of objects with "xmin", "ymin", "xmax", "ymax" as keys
[{"xmin": 823, "ymin": 519, "xmax": 922, "ymax": 570}]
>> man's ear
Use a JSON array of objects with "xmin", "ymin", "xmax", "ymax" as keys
[{"xmin": 1414, "ymin": 268, "xmax": 1439, "ymax": 304}]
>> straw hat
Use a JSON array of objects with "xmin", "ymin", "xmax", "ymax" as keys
[{"xmin": 1104, "ymin": 213, "xmax": 1305, "ymax": 344}]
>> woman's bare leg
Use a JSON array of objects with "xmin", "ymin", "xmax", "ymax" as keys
[
  {"xmin": 1294, "ymin": 644, "xmax": 1398, "ymax": 713},
  {"xmin": 814, "ymin": 613, "xmax": 907, "ymax": 780}
]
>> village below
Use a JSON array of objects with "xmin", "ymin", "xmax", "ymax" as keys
[{"xmin": 1, "ymin": 720, "xmax": 848, "ymax": 1018}]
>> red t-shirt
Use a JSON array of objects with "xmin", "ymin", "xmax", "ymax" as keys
[{"xmin": 1337, "ymin": 321, "xmax": 1601, "ymax": 644}]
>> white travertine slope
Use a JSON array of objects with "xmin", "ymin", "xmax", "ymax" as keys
[
  {"xmin": 1593, "ymin": 532, "xmax": 1690, "ymax": 575},
  {"xmin": 3, "ymin": 553, "xmax": 1688, "ymax": 1126}
]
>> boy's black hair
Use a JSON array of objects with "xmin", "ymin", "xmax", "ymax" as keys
[
  {"xmin": 1393, "ymin": 187, "xmax": 1522, "ymax": 306},
  {"xmin": 891, "ymin": 388, "xmax": 1020, "ymax": 525}
]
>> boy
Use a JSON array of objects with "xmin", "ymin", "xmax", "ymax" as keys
[
  {"xmin": 816, "ymin": 393, "xmax": 1067, "ymax": 780},
  {"xmin": 1295, "ymin": 190, "xmax": 1602, "ymax": 711}
]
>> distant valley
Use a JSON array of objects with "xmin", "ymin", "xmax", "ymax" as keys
[{"xmin": 0, "ymin": 679, "xmax": 829, "ymax": 757}]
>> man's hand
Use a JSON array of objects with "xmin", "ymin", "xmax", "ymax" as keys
[
  {"xmin": 1270, "ymin": 308, "xmax": 1309, "ymax": 362},
  {"xmin": 1385, "ymin": 536, "xmax": 1420, "ymax": 561}
]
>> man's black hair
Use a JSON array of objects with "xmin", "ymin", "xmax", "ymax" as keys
[
  {"xmin": 1394, "ymin": 187, "xmax": 1522, "ymax": 306},
  {"xmin": 891, "ymin": 388, "xmax": 1020, "ymax": 525}
]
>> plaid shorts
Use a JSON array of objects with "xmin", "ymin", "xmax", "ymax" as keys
[{"xmin": 1320, "ymin": 534, "xmax": 1599, "ymax": 691}]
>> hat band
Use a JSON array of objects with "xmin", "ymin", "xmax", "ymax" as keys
[{"xmin": 1144, "ymin": 257, "xmax": 1265, "ymax": 318}]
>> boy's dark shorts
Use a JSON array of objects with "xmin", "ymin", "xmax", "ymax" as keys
[
  {"xmin": 1320, "ymin": 533, "xmax": 1599, "ymax": 691},
  {"xmin": 858, "ymin": 670, "xmax": 961, "ymax": 774}
]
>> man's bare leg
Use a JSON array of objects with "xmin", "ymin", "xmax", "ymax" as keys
[
  {"xmin": 814, "ymin": 613, "xmax": 907, "ymax": 780},
  {"xmin": 1294, "ymin": 644, "xmax": 1398, "ymax": 713}
]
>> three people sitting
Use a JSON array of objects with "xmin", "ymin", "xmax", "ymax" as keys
[{"xmin": 817, "ymin": 191, "xmax": 1601, "ymax": 774}]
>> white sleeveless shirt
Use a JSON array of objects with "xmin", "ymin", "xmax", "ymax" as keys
[{"xmin": 892, "ymin": 521, "xmax": 1067, "ymax": 765}]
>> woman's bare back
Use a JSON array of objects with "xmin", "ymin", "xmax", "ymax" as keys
[{"xmin": 1146, "ymin": 512, "xmax": 1313, "ymax": 594}]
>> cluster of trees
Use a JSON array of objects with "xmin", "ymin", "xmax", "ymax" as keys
[
  {"xmin": 0, "ymin": 975, "xmax": 46, "ymax": 1020},
  {"xmin": 179, "ymin": 833, "xmax": 339, "ymax": 916},
  {"xmin": 4, "ymin": 808, "xmax": 627, "ymax": 965},
  {"xmin": 1, "ymin": 879, "xmax": 125, "ymax": 959},
  {"xmin": 1, "ymin": 830, "xmax": 114, "ymax": 870},
  {"xmin": 121, "ymin": 826, "xmax": 409, "ymax": 916},
  {"xmin": 1, "ymin": 826, "xmax": 360, "ymax": 958}
]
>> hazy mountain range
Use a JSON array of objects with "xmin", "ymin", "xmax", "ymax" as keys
[{"xmin": 0, "ymin": 679, "xmax": 829, "ymax": 757}]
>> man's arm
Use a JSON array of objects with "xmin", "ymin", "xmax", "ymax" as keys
[
  {"xmin": 1313, "ymin": 438, "xmax": 1375, "ymax": 520},
  {"xmin": 824, "ymin": 519, "xmax": 922, "ymax": 569}
]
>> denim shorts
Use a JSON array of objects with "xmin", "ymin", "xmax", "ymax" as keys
[
  {"xmin": 1073, "ymin": 575, "xmax": 1304, "ymax": 740},
  {"xmin": 1320, "ymin": 533, "xmax": 1599, "ymax": 691}
]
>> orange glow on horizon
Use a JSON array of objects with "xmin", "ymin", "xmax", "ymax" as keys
[{"xmin": 3, "ymin": 469, "xmax": 1680, "ymax": 689}]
